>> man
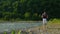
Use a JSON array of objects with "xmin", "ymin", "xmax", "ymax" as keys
[
  {"xmin": 42, "ymin": 11, "xmax": 48, "ymax": 25},
  {"xmin": 41, "ymin": 11, "xmax": 48, "ymax": 34}
]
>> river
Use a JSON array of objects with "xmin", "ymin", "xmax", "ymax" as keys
[{"xmin": 0, "ymin": 21, "xmax": 42, "ymax": 32}]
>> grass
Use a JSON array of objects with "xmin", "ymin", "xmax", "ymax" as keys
[
  {"xmin": 46, "ymin": 18, "xmax": 60, "ymax": 34},
  {"xmin": 47, "ymin": 18, "xmax": 60, "ymax": 25}
]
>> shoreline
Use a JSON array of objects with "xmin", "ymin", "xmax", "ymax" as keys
[{"xmin": 0, "ymin": 20, "xmax": 42, "ymax": 23}]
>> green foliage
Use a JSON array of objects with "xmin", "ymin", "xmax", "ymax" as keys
[
  {"xmin": 4, "ymin": 31, "xmax": 7, "ymax": 34},
  {"xmin": 18, "ymin": 30, "xmax": 21, "ymax": 34},
  {"xmin": 11, "ymin": 30, "xmax": 15, "ymax": 34},
  {"xmin": 24, "ymin": 12, "xmax": 30, "ymax": 18},
  {"xmin": 48, "ymin": 18, "xmax": 60, "ymax": 25},
  {"xmin": 0, "ymin": 0, "xmax": 60, "ymax": 21},
  {"xmin": 20, "ymin": 0, "xmax": 27, "ymax": 3}
]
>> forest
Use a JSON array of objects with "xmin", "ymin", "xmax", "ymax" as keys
[{"xmin": 0, "ymin": 0, "xmax": 60, "ymax": 21}]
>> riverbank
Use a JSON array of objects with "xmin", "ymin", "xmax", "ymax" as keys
[
  {"xmin": 0, "ymin": 18, "xmax": 60, "ymax": 34},
  {"xmin": 0, "ymin": 20, "xmax": 42, "ymax": 23},
  {"xmin": 26, "ymin": 19, "xmax": 60, "ymax": 34}
]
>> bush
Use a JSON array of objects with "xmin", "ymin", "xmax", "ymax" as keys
[{"xmin": 48, "ymin": 18, "xmax": 60, "ymax": 25}]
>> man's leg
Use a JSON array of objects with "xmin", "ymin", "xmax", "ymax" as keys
[{"xmin": 43, "ymin": 18, "xmax": 47, "ymax": 34}]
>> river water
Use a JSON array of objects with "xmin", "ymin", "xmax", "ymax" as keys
[{"xmin": 0, "ymin": 21, "xmax": 42, "ymax": 32}]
